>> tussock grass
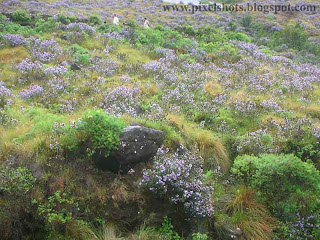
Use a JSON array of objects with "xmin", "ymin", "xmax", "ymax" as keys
[
  {"xmin": 227, "ymin": 186, "xmax": 276, "ymax": 240},
  {"xmin": 66, "ymin": 221, "xmax": 122, "ymax": 240},
  {"xmin": 0, "ymin": 46, "xmax": 29, "ymax": 63},
  {"xmin": 167, "ymin": 114, "xmax": 230, "ymax": 172},
  {"xmin": 116, "ymin": 45, "xmax": 151, "ymax": 64},
  {"xmin": 204, "ymin": 81, "xmax": 222, "ymax": 97}
]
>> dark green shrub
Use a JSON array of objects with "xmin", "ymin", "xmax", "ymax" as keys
[
  {"xmin": 227, "ymin": 22, "xmax": 237, "ymax": 32},
  {"xmin": 35, "ymin": 18, "xmax": 59, "ymax": 33},
  {"xmin": 68, "ymin": 44, "xmax": 91, "ymax": 65},
  {"xmin": 126, "ymin": 20, "xmax": 137, "ymax": 28},
  {"xmin": 0, "ymin": 167, "xmax": 36, "ymax": 197},
  {"xmin": 88, "ymin": 15, "xmax": 102, "ymax": 26},
  {"xmin": 57, "ymin": 14, "xmax": 70, "ymax": 24},
  {"xmin": 241, "ymin": 14, "xmax": 253, "ymax": 28},
  {"xmin": 12, "ymin": 10, "xmax": 32, "ymax": 25},
  {"xmin": 231, "ymin": 154, "xmax": 320, "ymax": 219},
  {"xmin": 270, "ymin": 23, "xmax": 308, "ymax": 51},
  {"xmin": 96, "ymin": 23, "xmax": 122, "ymax": 34},
  {"xmin": 280, "ymin": 23, "xmax": 308, "ymax": 50}
]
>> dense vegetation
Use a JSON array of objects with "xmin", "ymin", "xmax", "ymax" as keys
[{"xmin": 0, "ymin": 0, "xmax": 320, "ymax": 239}]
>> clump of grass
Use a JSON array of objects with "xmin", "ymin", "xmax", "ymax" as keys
[
  {"xmin": 65, "ymin": 221, "xmax": 122, "ymax": 240},
  {"xmin": 227, "ymin": 186, "xmax": 276, "ymax": 240},
  {"xmin": 167, "ymin": 114, "xmax": 230, "ymax": 172},
  {"xmin": 128, "ymin": 223, "xmax": 167, "ymax": 240},
  {"xmin": 204, "ymin": 81, "xmax": 222, "ymax": 96}
]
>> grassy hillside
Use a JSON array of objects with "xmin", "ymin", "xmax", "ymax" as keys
[{"xmin": 0, "ymin": 0, "xmax": 320, "ymax": 239}]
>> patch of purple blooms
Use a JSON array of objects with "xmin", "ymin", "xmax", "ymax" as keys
[
  {"xmin": 287, "ymin": 212, "xmax": 320, "ymax": 239},
  {"xmin": 19, "ymin": 84, "xmax": 43, "ymax": 100},
  {"xmin": 28, "ymin": 37, "xmax": 63, "ymax": 63},
  {"xmin": 61, "ymin": 23, "xmax": 96, "ymax": 35},
  {"xmin": 0, "ymin": 81, "xmax": 11, "ymax": 107},
  {"xmin": 2, "ymin": 34, "xmax": 26, "ymax": 46},
  {"xmin": 43, "ymin": 65, "xmax": 68, "ymax": 78},
  {"xmin": 140, "ymin": 148, "xmax": 214, "ymax": 218},
  {"xmin": 15, "ymin": 58, "xmax": 44, "ymax": 80},
  {"xmin": 99, "ymin": 86, "xmax": 141, "ymax": 117}
]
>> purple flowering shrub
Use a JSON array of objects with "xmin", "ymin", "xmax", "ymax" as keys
[
  {"xmin": 286, "ymin": 212, "xmax": 320, "ymax": 239},
  {"xmin": 99, "ymin": 86, "xmax": 141, "ymax": 117},
  {"xmin": 28, "ymin": 37, "xmax": 63, "ymax": 63},
  {"xmin": 19, "ymin": 84, "xmax": 43, "ymax": 100},
  {"xmin": 2, "ymin": 34, "xmax": 26, "ymax": 46},
  {"xmin": 15, "ymin": 58, "xmax": 44, "ymax": 81},
  {"xmin": 90, "ymin": 58, "xmax": 119, "ymax": 77},
  {"xmin": 61, "ymin": 22, "xmax": 96, "ymax": 35},
  {"xmin": 140, "ymin": 149, "xmax": 214, "ymax": 218},
  {"xmin": 43, "ymin": 65, "xmax": 68, "ymax": 78},
  {"xmin": 0, "ymin": 81, "xmax": 11, "ymax": 108}
]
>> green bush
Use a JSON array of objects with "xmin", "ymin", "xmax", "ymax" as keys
[
  {"xmin": 68, "ymin": 44, "xmax": 91, "ymax": 65},
  {"xmin": 88, "ymin": 15, "xmax": 102, "ymax": 26},
  {"xmin": 35, "ymin": 18, "xmax": 59, "ymax": 33},
  {"xmin": 227, "ymin": 32, "xmax": 251, "ymax": 42},
  {"xmin": 270, "ymin": 23, "xmax": 308, "ymax": 51},
  {"xmin": 231, "ymin": 154, "xmax": 320, "ymax": 219},
  {"xmin": 12, "ymin": 10, "xmax": 32, "ymax": 25},
  {"xmin": 37, "ymin": 191, "xmax": 77, "ymax": 227},
  {"xmin": 241, "ymin": 14, "xmax": 253, "ymax": 28},
  {"xmin": 60, "ymin": 110, "xmax": 126, "ymax": 158},
  {"xmin": 0, "ymin": 167, "xmax": 36, "ymax": 197},
  {"xmin": 96, "ymin": 23, "xmax": 122, "ymax": 34},
  {"xmin": 158, "ymin": 217, "xmax": 180, "ymax": 240},
  {"xmin": 281, "ymin": 23, "xmax": 308, "ymax": 50},
  {"xmin": 57, "ymin": 14, "xmax": 77, "ymax": 25}
]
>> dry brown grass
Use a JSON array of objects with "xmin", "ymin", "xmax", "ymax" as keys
[
  {"xmin": 0, "ymin": 46, "xmax": 29, "ymax": 63},
  {"xmin": 204, "ymin": 81, "xmax": 222, "ymax": 96},
  {"xmin": 227, "ymin": 186, "xmax": 276, "ymax": 240},
  {"xmin": 166, "ymin": 114, "xmax": 230, "ymax": 172}
]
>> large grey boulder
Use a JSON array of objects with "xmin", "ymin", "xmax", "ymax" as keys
[{"xmin": 94, "ymin": 125, "xmax": 164, "ymax": 173}]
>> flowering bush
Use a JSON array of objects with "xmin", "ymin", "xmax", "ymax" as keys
[
  {"xmin": 234, "ymin": 129, "xmax": 277, "ymax": 155},
  {"xmin": 0, "ymin": 81, "xmax": 11, "ymax": 108},
  {"xmin": 99, "ymin": 86, "xmax": 141, "ymax": 117},
  {"xmin": 15, "ymin": 58, "xmax": 44, "ymax": 81},
  {"xmin": 287, "ymin": 212, "xmax": 320, "ymax": 239},
  {"xmin": 2, "ymin": 34, "xmax": 26, "ymax": 46},
  {"xmin": 61, "ymin": 22, "xmax": 96, "ymax": 35},
  {"xmin": 28, "ymin": 37, "xmax": 63, "ymax": 63},
  {"xmin": 140, "ymin": 149, "xmax": 214, "ymax": 218},
  {"xmin": 19, "ymin": 84, "xmax": 43, "ymax": 100}
]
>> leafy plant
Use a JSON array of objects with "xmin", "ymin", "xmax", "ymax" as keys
[
  {"xmin": 158, "ymin": 217, "xmax": 180, "ymax": 240},
  {"xmin": 192, "ymin": 232, "xmax": 208, "ymax": 240},
  {"xmin": 37, "ymin": 190, "xmax": 78, "ymax": 230},
  {"xmin": 60, "ymin": 109, "xmax": 126, "ymax": 158},
  {"xmin": 11, "ymin": 10, "xmax": 32, "ymax": 25}
]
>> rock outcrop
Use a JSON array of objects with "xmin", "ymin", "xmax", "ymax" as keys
[{"xmin": 94, "ymin": 125, "xmax": 164, "ymax": 173}]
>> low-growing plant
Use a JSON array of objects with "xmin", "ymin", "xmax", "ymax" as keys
[
  {"xmin": 192, "ymin": 232, "xmax": 208, "ymax": 240},
  {"xmin": 0, "ymin": 167, "xmax": 36, "ymax": 196},
  {"xmin": 60, "ymin": 109, "xmax": 126, "ymax": 158},
  {"xmin": 158, "ymin": 217, "xmax": 180, "ymax": 240},
  {"xmin": 37, "ymin": 190, "xmax": 78, "ymax": 231}
]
